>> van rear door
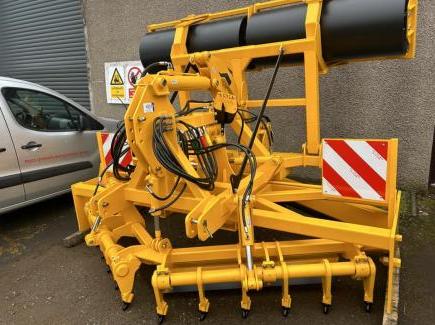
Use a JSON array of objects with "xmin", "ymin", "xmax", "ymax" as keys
[{"xmin": 0, "ymin": 106, "xmax": 25, "ymax": 211}]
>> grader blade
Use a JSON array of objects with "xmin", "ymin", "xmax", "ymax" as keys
[{"xmin": 72, "ymin": 0, "xmax": 418, "ymax": 321}]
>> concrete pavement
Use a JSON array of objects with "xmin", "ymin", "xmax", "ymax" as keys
[{"xmin": 0, "ymin": 193, "xmax": 433, "ymax": 324}]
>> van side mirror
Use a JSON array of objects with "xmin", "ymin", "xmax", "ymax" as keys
[{"xmin": 77, "ymin": 114, "xmax": 86, "ymax": 132}]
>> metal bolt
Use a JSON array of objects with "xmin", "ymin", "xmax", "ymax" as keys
[
  {"xmin": 91, "ymin": 215, "xmax": 102, "ymax": 232},
  {"xmin": 159, "ymin": 78, "xmax": 167, "ymax": 87},
  {"xmin": 203, "ymin": 221, "xmax": 213, "ymax": 238},
  {"xmin": 115, "ymin": 264, "xmax": 129, "ymax": 277},
  {"xmin": 137, "ymin": 116, "xmax": 146, "ymax": 122}
]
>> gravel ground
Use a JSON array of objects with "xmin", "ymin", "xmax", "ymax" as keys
[{"xmin": 0, "ymin": 193, "xmax": 433, "ymax": 324}]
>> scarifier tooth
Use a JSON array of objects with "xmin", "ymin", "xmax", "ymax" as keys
[
  {"xmin": 365, "ymin": 302, "xmax": 373, "ymax": 313},
  {"xmin": 199, "ymin": 311, "xmax": 208, "ymax": 321},
  {"xmin": 282, "ymin": 307, "xmax": 290, "ymax": 317},
  {"xmin": 157, "ymin": 314, "xmax": 165, "ymax": 324},
  {"xmin": 122, "ymin": 302, "xmax": 130, "ymax": 311},
  {"xmin": 241, "ymin": 309, "xmax": 250, "ymax": 319},
  {"xmin": 322, "ymin": 303, "xmax": 331, "ymax": 314}
]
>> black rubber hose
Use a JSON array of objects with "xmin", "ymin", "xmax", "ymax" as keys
[
  {"xmin": 231, "ymin": 48, "xmax": 284, "ymax": 191},
  {"xmin": 141, "ymin": 61, "xmax": 172, "ymax": 78}
]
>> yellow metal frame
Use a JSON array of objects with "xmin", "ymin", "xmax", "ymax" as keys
[
  {"xmin": 72, "ymin": 0, "xmax": 418, "ymax": 319},
  {"xmin": 165, "ymin": 0, "xmax": 326, "ymax": 156}
]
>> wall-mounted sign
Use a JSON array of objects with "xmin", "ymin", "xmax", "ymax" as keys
[{"xmin": 104, "ymin": 61, "xmax": 142, "ymax": 104}]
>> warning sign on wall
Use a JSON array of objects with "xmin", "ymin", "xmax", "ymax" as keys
[
  {"xmin": 104, "ymin": 61, "xmax": 142, "ymax": 104},
  {"xmin": 109, "ymin": 67, "xmax": 125, "ymax": 99},
  {"xmin": 111, "ymin": 68, "xmax": 124, "ymax": 85},
  {"xmin": 126, "ymin": 63, "xmax": 142, "ymax": 100},
  {"xmin": 127, "ymin": 66, "xmax": 141, "ymax": 86}
]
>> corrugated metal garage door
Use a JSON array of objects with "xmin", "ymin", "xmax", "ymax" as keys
[{"xmin": 0, "ymin": 0, "xmax": 90, "ymax": 108}]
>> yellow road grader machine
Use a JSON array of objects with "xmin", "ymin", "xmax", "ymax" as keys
[{"xmin": 71, "ymin": 0, "xmax": 418, "ymax": 322}]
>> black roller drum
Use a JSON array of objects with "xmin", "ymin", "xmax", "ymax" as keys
[
  {"xmin": 186, "ymin": 16, "xmax": 247, "ymax": 52},
  {"xmin": 320, "ymin": 0, "xmax": 408, "ymax": 62},
  {"xmin": 140, "ymin": 16, "xmax": 246, "ymax": 71},
  {"xmin": 139, "ymin": 0, "xmax": 409, "ymax": 69},
  {"xmin": 246, "ymin": 0, "xmax": 408, "ymax": 66},
  {"xmin": 245, "ymin": 4, "xmax": 307, "ymax": 45},
  {"xmin": 139, "ymin": 29, "xmax": 175, "ymax": 72},
  {"xmin": 245, "ymin": 4, "xmax": 307, "ymax": 68}
]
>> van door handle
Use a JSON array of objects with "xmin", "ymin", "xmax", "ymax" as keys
[
  {"xmin": 0, "ymin": 148, "xmax": 6, "ymax": 153},
  {"xmin": 21, "ymin": 142, "xmax": 42, "ymax": 150}
]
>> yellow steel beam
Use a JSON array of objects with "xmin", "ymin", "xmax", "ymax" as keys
[
  {"xmin": 247, "ymin": 98, "xmax": 306, "ymax": 108},
  {"xmin": 157, "ymin": 259, "xmax": 372, "ymax": 288},
  {"xmin": 406, "ymin": 0, "xmax": 419, "ymax": 59},
  {"xmin": 229, "ymin": 153, "xmax": 320, "ymax": 168},
  {"xmin": 257, "ymin": 188, "xmax": 323, "ymax": 202},
  {"xmin": 168, "ymin": 238, "xmax": 351, "ymax": 265},
  {"xmin": 252, "ymin": 208, "xmax": 392, "ymax": 250},
  {"xmin": 297, "ymin": 200, "xmax": 389, "ymax": 228},
  {"xmin": 124, "ymin": 188, "xmax": 201, "ymax": 214},
  {"xmin": 171, "ymin": 39, "xmax": 315, "ymax": 65},
  {"xmin": 148, "ymin": 0, "xmax": 305, "ymax": 32},
  {"xmin": 386, "ymin": 191, "xmax": 402, "ymax": 314}
]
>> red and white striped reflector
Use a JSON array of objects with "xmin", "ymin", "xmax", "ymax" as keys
[
  {"xmin": 322, "ymin": 139, "xmax": 388, "ymax": 201},
  {"xmin": 100, "ymin": 132, "xmax": 132, "ymax": 169}
]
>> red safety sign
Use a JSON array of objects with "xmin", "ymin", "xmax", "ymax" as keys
[
  {"xmin": 128, "ymin": 66, "xmax": 142, "ymax": 86},
  {"xmin": 99, "ymin": 132, "xmax": 132, "ymax": 169},
  {"xmin": 322, "ymin": 139, "xmax": 388, "ymax": 201}
]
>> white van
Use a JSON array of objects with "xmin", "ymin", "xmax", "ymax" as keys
[{"xmin": 0, "ymin": 77, "xmax": 117, "ymax": 214}]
